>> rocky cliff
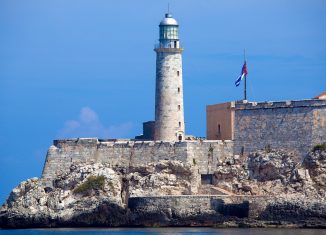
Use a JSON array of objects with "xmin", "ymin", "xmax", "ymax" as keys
[
  {"xmin": 1, "ymin": 148, "xmax": 326, "ymax": 228},
  {"xmin": 0, "ymin": 160, "xmax": 199, "ymax": 228},
  {"xmin": 213, "ymin": 148, "xmax": 326, "ymax": 200}
]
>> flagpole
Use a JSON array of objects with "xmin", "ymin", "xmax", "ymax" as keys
[{"xmin": 244, "ymin": 49, "xmax": 247, "ymax": 100}]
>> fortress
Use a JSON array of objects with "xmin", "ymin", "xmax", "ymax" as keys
[
  {"xmin": 2, "ymin": 12, "xmax": 326, "ymax": 229},
  {"xmin": 41, "ymin": 13, "xmax": 326, "ymax": 187}
]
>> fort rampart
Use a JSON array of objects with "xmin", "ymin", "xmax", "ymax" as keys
[
  {"xmin": 41, "ymin": 139, "xmax": 233, "ymax": 186},
  {"xmin": 234, "ymin": 99, "xmax": 326, "ymax": 157},
  {"xmin": 41, "ymin": 99, "xmax": 326, "ymax": 186},
  {"xmin": 128, "ymin": 195, "xmax": 269, "ymax": 222}
]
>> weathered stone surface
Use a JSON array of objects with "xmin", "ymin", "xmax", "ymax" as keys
[
  {"xmin": 247, "ymin": 150, "xmax": 298, "ymax": 182},
  {"xmin": 128, "ymin": 195, "xmax": 326, "ymax": 228},
  {"xmin": 1, "ymin": 163, "xmax": 127, "ymax": 228},
  {"xmin": 212, "ymin": 149, "xmax": 326, "ymax": 200},
  {"xmin": 155, "ymin": 51, "xmax": 185, "ymax": 141},
  {"xmin": 127, "ymin": 160, "xmax": 199, "ymax": 197},
  {"xmin": 0, "ymin": 160, "xmax": 198, "ymax": 228},
  {"xmin": 303, "ymin": 149, "xmax": 326, "ymax": 187},
  {"xmin": 41, "ymin": 139, "xmax": 234, "ymax": 186},
  {"xmin": 2, "ymin": 149, "xmax": 326, "ymax": 228},
  {"xmin": 234, "ymin": 99, "xmax": 326, "ymax": 158}
]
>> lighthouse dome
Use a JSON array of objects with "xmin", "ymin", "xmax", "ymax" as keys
[{"xmin": 160, "ymin": 13, "xmax": 178, "ymax": 26}]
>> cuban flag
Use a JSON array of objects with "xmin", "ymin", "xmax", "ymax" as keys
[{"xmin": 235, "ymin": 62, "xmax": 248, "ymax": 87}]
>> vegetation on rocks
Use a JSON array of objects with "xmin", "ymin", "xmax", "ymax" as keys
[
  {"xmin": 73, "ymin": 175, "xmax": 105, "ymax": 196},
  {"xmin": 313, "ymin": 143, "xmax": 326, "ymax": 152}
]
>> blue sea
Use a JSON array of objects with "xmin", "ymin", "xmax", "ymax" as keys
[{"xmin": 0, "ymin": 228, "xmax": 326, "ymax": 235}]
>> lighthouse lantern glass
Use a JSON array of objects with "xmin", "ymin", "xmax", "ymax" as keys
[{"xmin": 160, "ymin": 25, "xmax": 179, "ymax": 40}]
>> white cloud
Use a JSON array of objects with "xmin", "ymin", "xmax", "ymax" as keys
[{"xmin": 57, "ymin": 107, "xmax": 133, "ymax": 139}]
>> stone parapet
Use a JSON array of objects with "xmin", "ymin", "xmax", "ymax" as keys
[{"xmin": 235, "ymin": 99, "xmax": 326, "ymax": 110}]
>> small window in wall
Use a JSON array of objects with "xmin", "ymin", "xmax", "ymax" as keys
[
  {"xmin": 201, "ymin": 174, "xmax": 213, "ymax": 185},
  {"xmin": 178, "ymin": 105, "xmax": 181, "ymax": 110},
  {"xmin": 177, "ymin": 71, "xmax": 180, "ymax": 76},
  {"xmin": 178, "ymin": 87, "xmax": 180, "ymax": 93},
  {"xmin": 178, "ymin": 135, "xmax": 182, "ymax": 141},
  {"xmin": 179, "ymin": 122, "xmax": 181, "ymax": 127},
  {"xmin": 218, "ymin": 124, "xmax": 221, "ymax": 135}
]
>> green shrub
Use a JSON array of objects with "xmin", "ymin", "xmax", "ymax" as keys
[
  {"xmin": 313, "ymin": 143, "xmax": 326, "ymax": 152},
  {"xmin": 73, "ymin": 175, "xmax": 105, "ymax": 195},
  {"xmin": 192, "ymin": 158, "xmax": 196, "ymax": 165},
  {"xmin": 265, "ymin": 144, "xmax": 272, "ymax": 153}
]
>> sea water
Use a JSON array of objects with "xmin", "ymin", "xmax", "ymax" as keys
[{"xmin": 0, "ymin": 228, "xmax": 326, "ymax": 235}]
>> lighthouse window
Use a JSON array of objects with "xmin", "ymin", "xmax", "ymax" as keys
[
  {"xmin": 179, "ymin": 122, "xmax": 181, "ymax": 127},
  {"xmin": 178, "ymin": 105, "xmax": 181, "ymax": 110},
  {"xmin": 177, "ymin": 71, "xmax": 180, "ymax": 76},
  {"xmin": 178, "ymin": 87, "xmax": 180, "ymax": 93}
]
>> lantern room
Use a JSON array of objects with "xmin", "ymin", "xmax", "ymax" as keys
[{"xmin": 158, "ymin": 13, "xmax": 180, "ymax": 49}]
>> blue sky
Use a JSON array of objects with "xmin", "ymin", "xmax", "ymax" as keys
[{"xmin": 0, "ymin": 0, "xmax": 325, "ymax": 203}]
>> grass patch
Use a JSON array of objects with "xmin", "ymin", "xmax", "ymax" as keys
[
  {"xmin": 265, "ymin": 144, "xmax": 272, "ymax": 153},
  {"xmin": 313, "ymin": 143, "xmax": 326, "ymax": 152},
  {"xmin": 73, "ymin": 175, "xmax": 105, "ymax": 196}
]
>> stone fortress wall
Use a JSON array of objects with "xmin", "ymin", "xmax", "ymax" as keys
[
  {"xmin": 41, "ymin": 99, "xmax": 326, "ymax": 186},
  {"xmin": 128, "ymin": 195, "xmax": 263, "ymax": 219},
  {"xmin": 233, "ymin": 99, "xmax": 326, "ymax": 157},
  {"xmin": 41, "ymin": 138, "xmax": 233, "ymax": 186}
]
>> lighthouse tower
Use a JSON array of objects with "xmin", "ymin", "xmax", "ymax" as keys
[{"xmin": 154, "ymin": 13, "xmax": 185, "ymax": 141}]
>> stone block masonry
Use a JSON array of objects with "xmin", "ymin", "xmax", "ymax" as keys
[
  {"xmin": 41, "ymin": 139, "xmax": 233, "ymax": 186},
  {"xmin": 128, "ymin": 195, "xmax": 269, "ymax": 225},
  {"xmin": 155, "ymin": 50, "xmax": 185, "ymax": 141},
  {"xmin": 234, "ymin": 99, "xmax": 326, "ymax": 158}
]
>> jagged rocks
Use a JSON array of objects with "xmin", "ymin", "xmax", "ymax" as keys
[
  {"xmin": 127, "ymin": 160, "xmax": 199, "ymax": 197},
  {"xmin": 248, "ymin": 150, "xmax": 298, "ymax": 182},
  {"xmin": 0, "ymin": 160, "xmax": 199, "ymax": 228},
  {"xmin": 304, "ymin": 149, "xmax": 326, "ymax": 187},
  {"xmin": 0, "ymin": 163, "xmax": 127, "ymax": 228},
  {"xmin": 1, "ymin": 149, "xmax": 326, "ymax": 228},
  {"xmin": 212, "ymin": 149, "xmax": 326, "ymax": 199}
]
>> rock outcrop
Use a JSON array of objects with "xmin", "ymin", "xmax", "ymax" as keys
[
  {"xmin": 126, "ymin": 160, "xmax": 199, "ymax": 197},
  {"xmin": 213, "ymin": 149, "xmax": 325, "ymax": 200},
  {"xmin": 303, "ymin": 149, "xmax": 326, "ymax": 187},
  {"xmin": 1, "ymin": 148, "xmax": 326, "ymax": 228},
  {"xmin": 0, "ymin": 160, "xmax": 198, "ymax": 228}
]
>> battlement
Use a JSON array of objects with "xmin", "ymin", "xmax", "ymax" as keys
[
  {"xmin": 235, "ymin": 99, "xmax": 326, "ymax": 110},
  {"xmin": 52, "ymin": 138, "xmax": 231, "ymax": 148}
]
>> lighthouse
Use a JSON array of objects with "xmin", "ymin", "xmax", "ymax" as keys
[{"xmin": 154, "ymin": 13, "xmax": 185, "ymax": 141}]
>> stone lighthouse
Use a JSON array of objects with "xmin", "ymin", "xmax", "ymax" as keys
[{"xmin": 154, "ymin": 13, "xmax": 185, "ymax": 141}]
